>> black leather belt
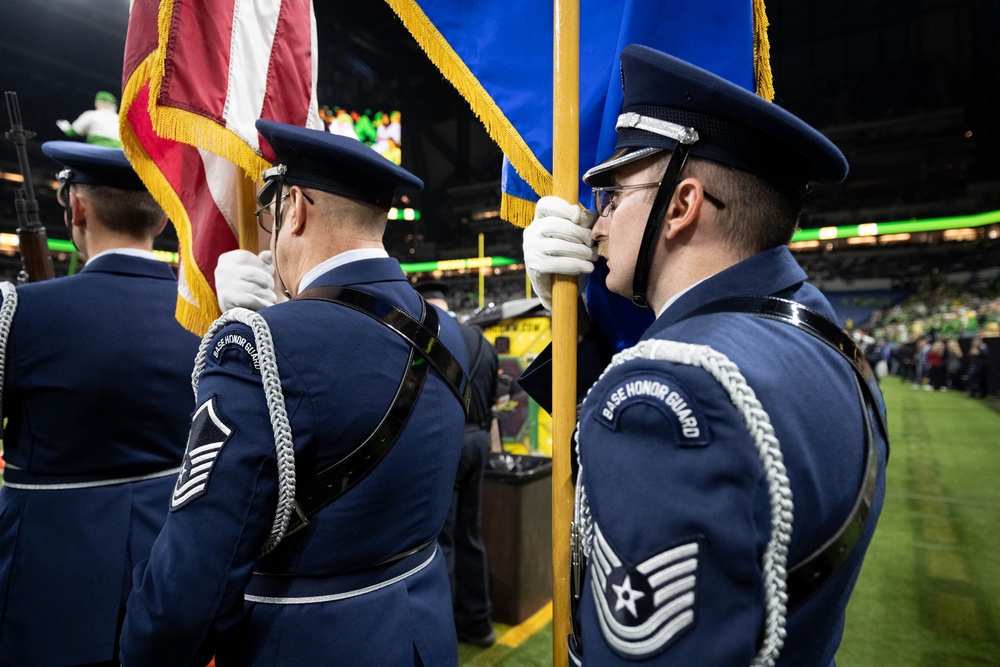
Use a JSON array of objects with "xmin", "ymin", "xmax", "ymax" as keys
[
  {"xmin": 284, "ymin": 286, "xmax": 470, "ymax": 538},
  {"xmin": 245, "ymin": 542, "xmax": 437, "ymax": 602},
  {"xmin": 683, "ymin": 295, "xmax": 886, "ymax": 610}
]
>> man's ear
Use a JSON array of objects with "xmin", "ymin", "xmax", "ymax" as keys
[
  {"xmin": 663, "ymin": 178, "xmax": 705, "ymax": 240},
  {"xmin": 287, "ymin": 187, "xmax": 310, "ymax": 236},
  {"xmin": 153, "ymin": 214, "xmax": 169, "ymax": 237},
  {"xmin": 68, "ymin": 190, "xmax": 88, "ymax": 230}
]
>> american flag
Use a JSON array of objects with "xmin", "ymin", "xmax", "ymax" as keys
[{"xmin": 121, "ymin": 0, "xmax": 322, "ymax": 335}]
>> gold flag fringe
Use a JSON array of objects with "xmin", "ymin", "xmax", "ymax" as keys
[
  {"xmin": 385, "ymin": 0, "xmax": 552, "ymax": 227},
  {"xmin": 120, "ymin": 52, "xmax": 221, "ymax": 336},
  {"xmin": 500, "ymin": 192, "xmax": 539, "ymax": 230},
  {"xmin": 148, "ymin": 0, "xmax": 272, "ymax": 181},
  {"xmin": 119, "ymin": 0, "xmax": 282, "ymax": 335},
  {"xmin": 754, "ymin": 0, "xmax": 775, "ymax": 101}
]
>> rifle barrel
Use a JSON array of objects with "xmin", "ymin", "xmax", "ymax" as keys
[
  {"xmin": 4, "ymin": 90, "xmax": 55, "ymax": 282},
  {"xmin": 5, "ymin": 91, "xmax": 39, "ymax": 209}
]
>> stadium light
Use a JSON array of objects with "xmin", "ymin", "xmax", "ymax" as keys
[
  {"xmin": 0, "ymin": 236, "xmax": 181, "ymax": 264},
  {"xmin": 388, "ymin": 207, "xmax": 421, "ymax": 221},
  {"xmin": 791, "ymin": 207, "xmax": 1000, "ymax": 243},
  {"xmin": 399, "ymin": 256, "xmax": 518, "ymax": 273}
]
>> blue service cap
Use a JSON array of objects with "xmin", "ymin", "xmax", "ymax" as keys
[
  {"xmin": 583, "ymin": 45, "xmax": 849, "ymax": 196},
  {"xmin": 255, "ymin": 119, "xmax": 423, "ymax": 211},
  {"xmin": 41, "ymin": 141, "xmax": 145, "ymax": 190}
]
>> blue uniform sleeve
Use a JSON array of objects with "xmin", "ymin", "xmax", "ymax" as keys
[
  {"xmin": 121, "ymin": 323, "xmax": 303, "ymax": 666},
  {"xmin": 576, "ymin": 357, "xmax": 772, "ymax": 664}
]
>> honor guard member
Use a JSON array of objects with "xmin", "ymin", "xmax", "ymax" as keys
[
  {"xmin": 520, "ymin": 46, "xmax": 888, "ymax": 665},
  {"xmin": 0, "ymin": 143, "xmax": 200, "ymax": 666},
  {"xmin": 415, "ymin": 279, "xmax": 499, "ymax": 648},
  {"xmin": 121, "ymin": 120, "xmax": 470, "ymax": 667}
]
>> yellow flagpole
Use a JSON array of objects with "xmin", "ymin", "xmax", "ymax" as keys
[
  {"xmin": 551, "ymin": 0, "xmax": 578, "ymax": 664},
  {"xmin": 479, "ymin": 232, "xmax": 486, "ymax": 309}
]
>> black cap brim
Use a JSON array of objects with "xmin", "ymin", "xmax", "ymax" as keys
[{"xmin": 583, "ymin": 147, "xmax": 663, "ymax": 187}]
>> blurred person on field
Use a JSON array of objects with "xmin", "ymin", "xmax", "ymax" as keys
[
  {"xmin": 56, "ymin": 91, "xmax": 122, "ymax": 148},
  {"xmin": 966, "ymin": 335, "xmax": 990, "ymax": 398},
  {"xmin": 945, "ymin": 337, "xmax": 963, "ymax": 390}
]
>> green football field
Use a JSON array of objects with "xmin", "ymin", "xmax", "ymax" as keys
[{"xmin": 461, "ymin": 380, "xmax": 1000, "ymax": 666}]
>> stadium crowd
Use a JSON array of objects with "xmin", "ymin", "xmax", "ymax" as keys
[{"xmin": 852, "ymin": 283, "xmax": 998, "ymax": 396}]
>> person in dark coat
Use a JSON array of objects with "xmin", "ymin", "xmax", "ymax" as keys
[
  {"xmin": 415, "ymin": 279, "xmax": 500, "ymax": 647},
  {"xmin": 0, "ymin": 142, "xmax": 199, "ymax": 666},
  {"xmin": 519, "ymin": 45, "xmax": 887, "ymax": 666},
  {"xmin": 966, "ymin": 335, "xmax": 990, "ymax": 398}
]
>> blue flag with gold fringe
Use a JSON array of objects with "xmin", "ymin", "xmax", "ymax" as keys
[{"xmin": 386, "ymin": 0, "xmax": 773, "ymax": 348}]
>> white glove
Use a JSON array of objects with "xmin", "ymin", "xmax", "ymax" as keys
[
  {"xmin": 215, "ymin": 249, "xmax": 276, "ymax": 312},
  {"xmin": 56, "ymin": 119, "xmax": 72, "ymax": 133},
  {"xmin": 522, "ymin": 196, "xmax": 598, "ymax": 310}
]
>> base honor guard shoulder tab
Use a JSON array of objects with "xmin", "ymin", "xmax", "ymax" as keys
[{"xmin": 592, "ymin": 368, "xmax": 710, "ymax": 447}]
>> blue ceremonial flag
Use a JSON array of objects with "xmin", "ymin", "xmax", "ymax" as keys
[
  {"xmin": 386, "ymin": 0, "xmax": 773, "ymax": 348},
  {"xmin": 386, "ymin": 0, "xmax": 769, "ymax": 224}
]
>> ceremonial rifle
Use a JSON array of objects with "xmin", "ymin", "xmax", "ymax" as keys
[{"xmin": 4, "ymin": 91, "xmax": 55, "ymax": 283}]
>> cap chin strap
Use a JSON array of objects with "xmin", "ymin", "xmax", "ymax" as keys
[
  {"xmin": 262, "ymin": 165, "xmax": 293, "ymax": 299},
  {"xmin": 621, "ymin": 115, "xmax": 701, "ymax": 309},
  {"xmin": 56, "ymin": 169, "xmax": 84, "ymax": 255},
  {"xmin": 631, "ymin": 143, "xmax": 691, "ymax": 309}
]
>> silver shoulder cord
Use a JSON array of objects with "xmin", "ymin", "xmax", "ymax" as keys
[
  {"xmin": 0, "ymin": 282, "xmax": 17, "ymax": 430},
  {"xmin": 574, "ymin": 340, "xmax": 794, "ymax": 667},
  {"xmin": 192, "ymin": 307, "xmax": 297, "ymax": 556}
]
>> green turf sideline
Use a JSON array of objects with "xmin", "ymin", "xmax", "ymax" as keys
[{"xmin": 838, "ymin": 380, "xmax": 1000, "ymax": 666}]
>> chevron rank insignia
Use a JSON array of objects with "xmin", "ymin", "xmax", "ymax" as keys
[
  {"xmin": 591, "ymin": 522, "xmax": 699, "ymax": 659},
  {"xmin": 171, "ymin": 397, "xmax": 232, "ymax": 511}
]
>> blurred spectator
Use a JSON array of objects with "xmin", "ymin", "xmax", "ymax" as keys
[
  {"xmin": 897, "ymin": 339, "xmax": 917, "ymax": 384},
  {"xmin": 375, "ymin": 110, "xmax": 401, "ymax": 156},
  {"xmin": 876, "ymin": 336, "xmax": 891, "ymax": 381},
  {"xmin": 927, "ymin": 340, "xmax": 947, "ymax": 390},
  {"xmin": 915, "ymin": 337, "xmax": 932, "ymax": 390},
  {"xmin": 945, "ymin": 337, "xmax": 963, "ymax": 390},
  {"xmin": 862, "ymin": 333, "xmax": 885, "ymax": 382},
  {"xmin": 354, "ymin": 109, "xmax": 377, "ymax": 146},
  {"xmin": 965, "ymin": 335, "xmax": 990, "ymax": 398},
  {"xmin": 56, "ymin": 91, "xmax": 121, "ymax": 148},
  {"xmin": 330, "ymin": 108, "xmax": 358, "ymax": 140}
]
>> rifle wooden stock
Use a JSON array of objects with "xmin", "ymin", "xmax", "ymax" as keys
[
  {"xmin": 6, "ymin": 90, "xmax": 55, "ymax": 283},
  {"xmin": 16, "ymin": 225, "xmax": 54, "ymax": 284}
]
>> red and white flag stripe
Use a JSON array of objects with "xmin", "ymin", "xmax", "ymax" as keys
[{"xmin": 121, "ymin": 0, "xmax": 320, "ymax": 334}]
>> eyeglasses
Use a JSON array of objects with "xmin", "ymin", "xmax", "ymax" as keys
[
  {"xmin": 57, "ymin": 182, "xmax": 72, "ymax": 209},
  {"xmin": 56, "ymin": 168, "xmax": 74, "ymax": 208},
  {"xmin": 255, "ymin": 194, "xmax": 288, "ymax": 234},
  {"xmin": 592, "ymin": 181, "xmax": 726, "ymax": 217},
  {"xmin": 255, "ymin": 189, "xmax": 315, "ymax": 234}
]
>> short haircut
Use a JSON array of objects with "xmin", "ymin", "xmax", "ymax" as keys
[
  {"xmin": 74, "ymin": 184, "xmax": 164, "ymax": 239},
  {"xmin": 650, "ymin": 153, "xmax": 803, "ymax": 258},
  {"xmin": 305, "ymin": 187, "xmax": 388, "ymax": 237}
]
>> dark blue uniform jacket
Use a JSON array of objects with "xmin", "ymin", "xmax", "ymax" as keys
[
  {"xmin": 526, "ymin": 246, "xmax": 887, "ymax": 666},
  {"xmin": 121, "ymin": 257, "xmax": 467, "ymax": 667},
  {"xmin": 0, "ymin": 253, "xmax": 199, "ymax": 666}
]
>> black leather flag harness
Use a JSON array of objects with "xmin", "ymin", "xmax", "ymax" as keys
[{"xmin": 284, "ymin": 285, "xmax": 470, "ymax": 537}]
